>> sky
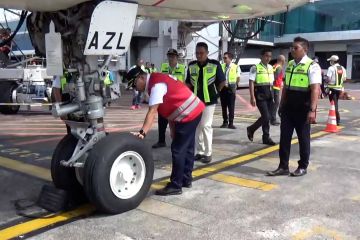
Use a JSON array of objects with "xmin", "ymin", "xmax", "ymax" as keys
[{"xmin": 0, "ymin": 9, "xmax": 22, "ymax": 24}]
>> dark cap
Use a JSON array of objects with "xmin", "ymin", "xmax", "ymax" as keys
[
  {"xmin": 126, "ymin": 66, "xmax": 146, "ymax": 87},
  {"xmin": 167, "ymin": 48, "xmax": 178, "ymax": 56}
]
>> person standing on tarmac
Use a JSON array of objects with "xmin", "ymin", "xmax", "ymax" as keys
[
  {"xmin": 246, "ymin": 49, "xmax": 276, "ymax": 146},
  {"xmin": 326, "ymin": 55, "xmax": 346, "ymax": 126},
  {"xmin": 127, "ymin": 58, "xmax": 145, "ymax": 110},
  {"xmin": 129, "ymin": 67, "xmax": 205, "ymax": 196},
  {"xmin": 186, "ymin": 42, "xmax": 226, "ymax": 164},
  {"xmin": 152, "ymin": 48, "xmax": 186, "ymax": 149},
  {"xmin": 220, "ymin": 52, "xmax": 241, "ymax": 129},
  {"xmin": 270, "ymin": 55, "xmax": 285, "ymax": 126},
  {"xmin": 150, "ymin": 63, "xmax": 158, "ymax": 73},
  {"xmin": 267, "ymin": 36, "xmax": 321, "ymax": 177}
]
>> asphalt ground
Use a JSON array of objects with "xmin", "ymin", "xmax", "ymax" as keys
[{"xmin": 0, "ymin": 82, "xmax": 360, "ymax": 240}]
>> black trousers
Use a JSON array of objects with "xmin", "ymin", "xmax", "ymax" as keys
[
  {"xmin": 271, "ymin": 89, "xmax": 280, "ymax": 122},
  {"xmin": 170, "ymin": 114, "xmax": 202, "ymax": 188},
  {"xmin": 279, "ymin": 110, "xmax": 310, "ymax": 169},
  {"xmin": 248, "ymin": 98, "xmax": 272, "ymax": 139},
  {"xmin": 329, "ymin": 89, "xmax": 341, "ymax": 124},
  {"xmin": 220, "ymin": 87, "xmax": 236, "ymax": 124},
  {"xmin": 157, "ymin": 114, "xmax": 168, "ymax": 143}
]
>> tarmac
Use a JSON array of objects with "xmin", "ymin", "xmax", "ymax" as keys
[{"xmin": 0, "ymin": 82, "xmax": 360, "ymax": 240}]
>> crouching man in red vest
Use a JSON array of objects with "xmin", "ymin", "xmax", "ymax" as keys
[{"xmin": 128, "ymin": 67, "xmax": 205, "ymax": 195}]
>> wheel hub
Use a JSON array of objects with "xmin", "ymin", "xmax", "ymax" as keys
[{"xmin": 109, "ymin": 151, "xmax": 146, "ymax": 199}]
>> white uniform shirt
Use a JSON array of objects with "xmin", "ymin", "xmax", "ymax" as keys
[
  {"xmin": 145, "ymin": 74, "xmax": 168, "ymax": 106},
  {"xmin": 53, "ymin": 75, "xmax": 61, "ymax": 88},
  {"xmin": 326, "ymin": 63, "xmax": 346, "ymax": 85},
  {"xmin": 288, "ymin": 55, "xmax": 322, "ymax": 85},
  {"xmin": 249, "ymin": 63, "xmax": 274, "ymax": 84}
]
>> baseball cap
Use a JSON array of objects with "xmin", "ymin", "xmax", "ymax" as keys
[
  {"xmin": 327, "ymin": 55, "xmax": 339, "ymax": 62},
  {"xmin": 167, "ymin": 48, "xmax": 179, "ymax": 56}
]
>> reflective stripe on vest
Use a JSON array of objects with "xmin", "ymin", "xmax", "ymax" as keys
[
  {"xmin": 221, "ymin": 63, "xmax": 237, "ymax": 84},
  {"xmin": 161, "ymin": 63, "xmax": 186, "ymax": 82},
  {"xmin": 255, "ymin": 63, "xmax": 273, "ymax": 86},
  {"xmin": 285, "ymin": 59, "xmax": 313, "ymax": 92},
  {"xmin": 167, "ymin": 94, "xmax": 201, "ymax": 121},
  {"xmin": 189, "ymin": 63, "xmax": 217, "ymax": 103},
  {"xmin": 328, "ymin": 65, "xmax": 345, "ymax": 89}
]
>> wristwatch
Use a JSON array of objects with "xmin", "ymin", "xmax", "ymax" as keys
[{"xmin": 139, "ymin": 129, "xmax": 146, "ymax": 138}]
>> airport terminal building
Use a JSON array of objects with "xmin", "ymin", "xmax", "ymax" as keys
[{"xmin": 1, "ymin": 0, "xmax": 360, "ymax": 80}]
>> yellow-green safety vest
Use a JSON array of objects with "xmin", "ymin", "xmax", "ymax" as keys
[
  {"xmin": 221, "ymin": 63, "xmax": 237, "ymax": 84},
  {"xmin": 161, "ymin": 63, "xmax": 186, "ymax": 82},
  {"xmin": 328, "ymin": 65, "xmax": 345, "ymax": 90},
  {"xmin": 255, "ymin": 63, "xmax": 273, "ymax": 86},
  {"xmin": 189, "ymin": 62, "xmax": 217, "ymax": 103},
  {"xmin": 104, "ymin": 71, "xmax": 112, "ymax": 86},
  {"xmin": 60, "ymin": 70, "xmax": 69, "ymax": 91},
  {"xmin": 285, "ymin": 59, "xmax": 313, "ymax": 92}
]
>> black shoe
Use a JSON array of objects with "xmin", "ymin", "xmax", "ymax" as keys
[
  {"xmin": 247, "ymin": 127, "xmax": 254, "ymax": 142},
  {"xmin": 290, "ymin": 168, "xmax": 307, "ymax": 177},
  {"xmin": 263, "ymin": 138, "xmax": 276, "ymax": 146},
  {"xmin": 267, "ymin": 168, "xmax": 290, "ymax": 176},
  {"xmin": 182, "ymin": 182, "xmax": 192, "ymax": 188},
  {"xmin": 195, "ymin": 154, "xmax": 204, "ymax": 161},
  {"xmin": 220, "ymin": 122, "xmax": 228, "ymax": 128},
  {"xmin": 155, "ymin": 184, "xmax": 182, "ymax": 196},
  {"xmin": 201, "ymin": 155, "xmax": 212, "ymax": 164},
  {"xmin": 270, "ymin": 120, "xmax": 280, "ymax": 126},
  {"xmin": 152, "ymin": 142, "xmax": 166, "ymax": 149},
  {"xmin": 228, "ymin": 124, "xmax": 236, "ymax": 129}
]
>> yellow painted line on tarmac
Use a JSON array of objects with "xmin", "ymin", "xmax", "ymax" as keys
[
  {"xmin": 350, "ymin": 195, "xmax": 360, "ymax": 201},
  {"xmin": 208, "ymin": 173, "xmax": 277, "ymax": 191},
  {"xmin": 0, "ymin": 156, "xmax": 51, "ymax": 181},
  {"xmin": 0, "ymin": 204, "xmax": 95, "ymax": 240},
  {"xmin": 292, "ymin": 226, "xmax": 344, "ymax": 240},
  {"xmin": 151, "ymin": 130, "xmax": 331, "ymax": 191}
]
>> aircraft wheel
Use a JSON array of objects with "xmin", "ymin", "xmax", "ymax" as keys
[
  {"xmin": 0, "ymin": 82, "xmax": 20, "ymax": 114},
  {"xmin": 84, "ymin": 133, "xmax": 153, "ymax": 214},
  {"xmin": 51, "ymin": 134, "xmax": 85, "ymax": 201}
]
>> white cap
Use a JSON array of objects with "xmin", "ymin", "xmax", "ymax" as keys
[{"xmin": 327, "ymin": 55, "xmax": 339, "ymax": 62}]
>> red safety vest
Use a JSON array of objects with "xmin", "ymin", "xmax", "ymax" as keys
[
  {"xmin": 273, "ymin": 63, "xmax": 284, "ymax": 90},
  {"xmin": 148, "ymin": 73, "xmax": 205, "ymax": 123}
]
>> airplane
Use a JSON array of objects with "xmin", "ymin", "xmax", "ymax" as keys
[{"xmin": 0, "ymin": 0, "xmax": 311, "ymax": 214}]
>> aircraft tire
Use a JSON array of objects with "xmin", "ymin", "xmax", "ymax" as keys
[
  {"xmin": 84, "ymin": 133, "xmax": 154, "ymax": 214},
  {"xmin": 51, "ymin": 134, "xmax": 86, "ymax": 203},
  {"xmin": 0, "ymin": 82, "xmax": 20, "ymax": 114}
]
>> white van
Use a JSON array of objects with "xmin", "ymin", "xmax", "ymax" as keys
[{"xmin": 237, "ymin": 58, "xmax": 261, "ymax": 88}]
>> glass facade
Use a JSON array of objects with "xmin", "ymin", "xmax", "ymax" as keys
[
  {"xmin": 228, "ymin": 0, "xmax": 360, "ymax": 42},
  {"xmin": 282, "ymin": 0, "xmax": 360, "ymax": 34}
]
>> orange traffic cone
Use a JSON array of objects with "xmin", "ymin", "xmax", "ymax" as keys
[{"xmin": 324, "ymin": 100, "xmax": 339, "ymax": 133}]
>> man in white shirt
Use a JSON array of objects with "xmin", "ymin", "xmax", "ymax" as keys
[
  {"xmin": 326, "ymin": 55, "xmax": 346, "ymax": 125},
  {"xmin": 220, "ymin": 52, "xmax": 241, "ymax": 129},
  {"xmin": 267, "ymin": 36, "xmax": 321, "ymax": 177}
]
